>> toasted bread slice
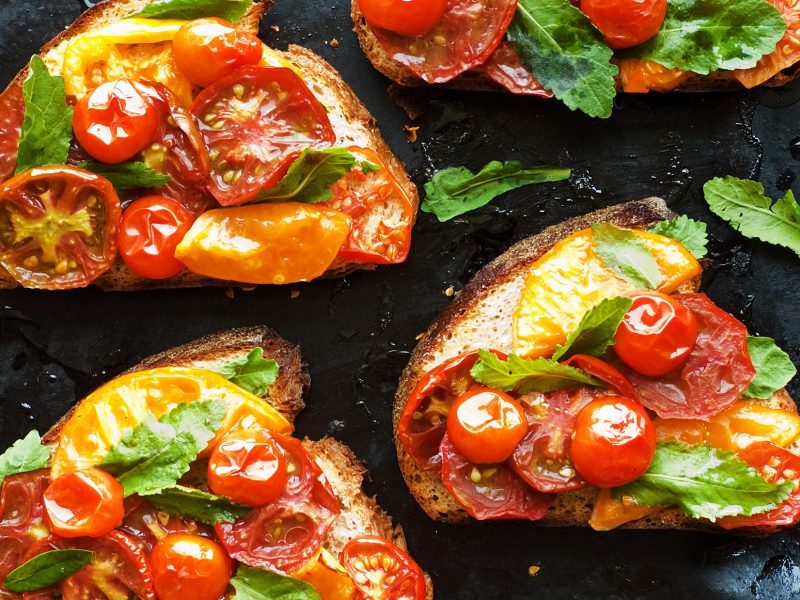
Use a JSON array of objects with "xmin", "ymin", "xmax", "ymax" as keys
[
  {"xmin": 394, "ymin": 198, "xmax": 797, "ymax": 533},
  {"xmin": 40, "ymin": 326, "xmax": 432, "ymax": 596},
  {"xmin": 0, "ymin": 0, "xmax": 418, "ymax": 291}
]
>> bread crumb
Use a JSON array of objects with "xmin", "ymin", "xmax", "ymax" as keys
[
  {"xmin": 271, "ymin": 24, "xmax": 280, "ymax": 32},
  {"xmin": 290, "ymin": 289, "xmax": 300, "ymax": 299},
  {"xmin": 403, "ymin": 125, "xmax": 420, "ymax": 143},
  {"xmin": 444, "ymin": 285, "xmax": 455, "ymax": 297},
  {"xmin": 240, "ymin": 285, "xmax": 256, "ymax": 292},
  {"xmin": 225, "ymin": 288, "xmax": 235, "ymax": 299},
  {"xmin": 330, "ymin": 38, "xmax": 339, "ymax": 48},
  {"xmin": 415, "ymin": 332, "xmax": 424, "ymax": 340},
  {"xmin": 528, "ymin": 565, "xmax": 541, "ymax": 577}
]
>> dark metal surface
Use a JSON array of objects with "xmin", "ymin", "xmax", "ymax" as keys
[{"xmin": 2, "ymin": 1, "xmax": 800, "ymax": 598}]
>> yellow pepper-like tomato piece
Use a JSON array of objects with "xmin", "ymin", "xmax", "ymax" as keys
[
  {"xmin": 618, "ymin": 59, "xmax": 690, "ymax": 93},
  {"xmin": 589, "ymin": 488, "xmax": 662, "ymax": 531},
  {"xmin": 293, "ymin": 549, "xmax": 357, "ymax": 599},
  {"xmin": 734, "ymin": 0, "xmax": 800, "ymax": 89}
]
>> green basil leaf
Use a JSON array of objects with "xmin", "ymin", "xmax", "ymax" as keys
[
  {"xmin": 148, "ymin": 485, "xmax": 250, "ymax": 524},
  {"xmin": 744, "ymin": 336, "xmax": 797, "ymax": 400},
  {"xmin": 613, "ymin": 442, "xmax": 793, "ymax": 521},
  {"xmin": 508, "ymin": 0, "xmax": 617, "ymax": 118},
  {"xmin": 0, "ymin": 431, "xmax": 50, "ymax": 488},
  {"xmin": 591, "ymin": 223, "xmax": 663, "ymax": 289},
  {"xmin": 470, "ymin": 349, "xmax": 599, "ymax": 394},
  {"xmin": 231, "ymin": 565, "xmax": 321, "ymax": 600},
  {"xmin": 421, "ymin": 161, "xmax": 570, "ymax": 222},
  {"xmin": 218, "ymin": 348, "xmax": 280, "ymax": 396},
  {"xmin": 77, "ymin": 161, "xmax": 171, "ymax": 191},
  {"xmin": 4, "ymin": 550, "xmax": 93, "ymax": 593},
  {"xmin": 703, "ymin": 176, "xmax": 800, "ymax": 258},
  {"xmin": 128, "ymin": 0, "xmax": 254, "ymax": 22},
  {"xmin": 254, "ymin": 148, "xmax": 359, "ymax": 204},
  {"xmin": 649, "ymin": 215, "xmax": 708, "ymax": 259},
  {"xmin": 551, "ymin": 297, "xmax": 633, "ymax": 361},
  {"xmin": 16, "ymin": 56, "xmax": 73, "ymax": 174}
]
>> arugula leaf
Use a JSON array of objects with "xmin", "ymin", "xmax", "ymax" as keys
[
  {"xmin": 551, "ymin": 297, "xmax": 633, "ymax": 361},
  {"xmin": 16, "ymin": 56, "xmax": 73, "ymax": 174},
  {"xmin": 148, "ymin": 485, "xmax": 250, "ymax": 525},
  {"xmin": 470, "ymin": 349, "xmax": 599, "ymax": 394},
  {"xmin": 129, "ymin": 0, "xmax": 254, "ymax": 22},
  {"xmin": 703, "ymin": 176, "xmax": 800, "ymax": 258},
  {"xmin": 254, "ymin": 148, "xmax": 358, "ymax": 204},
  {"xmin": 591, "ymin": 223, "xmax": 663, "ymax": 289},
  {"xmin": 0, "ymin": 431, "xmax": 50, "ymax": 488},
  {"xmin": 629, "ymin": 0, "xmax": 786, "ymax": 75},
  {"xmin": 218, "ymin": 348, "xmax": 280, "ymax": 396},
  {"xmin": 613, "ymin": 442, "xmax": 793, "ymax": 521},
  {"xmin": 77, "ymin": 161, "xmax": 170, "ymax": 191},
  {"xmin": 101, "ymin": 399, "xmax": 227, "ymax": 496},
  {"xmin": 744, "ymin": 336, "xmax": 797, "ymax": 400},
  {"xmin": 421, "ymin": 161, "xmax": 570, "ymax": 222},
  {"xmin": 507, "ymin": 0, "xmax": 617, "ymax": 118},
  {"xmin": 231, "ymin": 565, "xmax": 320, "ymax": 600},
  {"xmin": 4, "ymin": 550, "xmax": 92, "ymax": 593},
  {"xmin": 649, "ymin": 215, "xmax": 708, "ymax": 259}
]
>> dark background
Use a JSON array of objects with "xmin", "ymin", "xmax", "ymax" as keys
[{"xmin": 2, "ymin": 1, "xmax": 800, "ymax": 598}]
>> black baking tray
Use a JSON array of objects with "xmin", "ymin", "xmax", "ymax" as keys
[{"xmin": 2, "ymin": 1, "xmax": 800, "ymax": 598}]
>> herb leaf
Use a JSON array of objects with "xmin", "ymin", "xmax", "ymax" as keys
[
  {"xmin": 4, "ymin": 550, "xmax": 93, "ymax": 593},
  {"xmin": 230, "ymin": 565, "xmax": 321, "ymax": 600},
  {"xmin": 148, "ymin": 485, "xmax": 250, "ymax": 525},
  {"xmin": 254, "ymin": 148, "xmax": 358, "ymax": 204},
  {"xmin": 0, "ymin": 431, "xmax": 50, "ymax": 488},
  {"xmin": 421, "ymin": 161, "xmax": 570, "ymax": 222},
  {"xmin": 744, "ymin": 336, "xmax": 797, "ymax": 400},
  {"xmin": 77, "ymin": 161, "xmax": 170, "ymax": 191},
  {"xmin": 552, "ymin": 297, "xmax": 633, "ymax": 361},
  {"xmin": 16, "ymin": 56, "xmax": 73, "ymax": 174},
  {"xmin": 508, "ymin": 0, "xmax": 617, "ymax": 118},
  {"xmin": 649, "ymin": 215, "xmax": 708, "ymax": 259},
  {"xmin": 703, "ymin": 176, "xmax": 800, "ymax": 258},
  {"xmin": 592, "ymin": 223, "xmax": 663, "ymax": 289},
  {"xmin": 614, "ymin": 442, "xmax": 793, "ymax": 521},
  {"xmin": 218, "ymin": 348, "xmax": 280, "ymax": 396},
  {"xmin": 470, "ymin": 349, "xmax": 599, "ymax": 394},
  {"xmin": 129, "ymin": 0, "xmax": 254, "ymax": 22}
]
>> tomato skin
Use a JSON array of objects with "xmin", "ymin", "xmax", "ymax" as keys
[
  {"xmin": 613, "ymin": 292, "xmax": 698, "ymax": 377},
  {"xmin": 43, "ymin": 468, "xmax": 124, "ymax": 539},
  {"xmin": 579, "ymin": 0, "xmax": 667, "ymax": 49},
  {"xmin": 341, "ymin": 536, "xmax": 427, "ymax": 600},
  {"xmin": 150, "ymin": 534, "xmax": 231, "ymax": 600},
  {"xmin": 562, "ymin": 355, "xmax": 640, "ymax": 401},
  {"xmin": 358, "ymin": 0, "xmax": 448, "ymax": 35},
  {"xmin": 73, "ymin": 80, "xmax": 159, "ymax": 164},
  {"xmin": 173, "ymin": 18, "xmax": 262, "ymax": 87},
  {"xmin": 446, "ymin": 387, "xmax": 527, "ymax": 464},
  {"xmin": 0, "ymin": 82, "xmax": 23, "ymax": 183},
  {"xmin": 208, "ymin": 430, "xmax": 289, "ymax": 507},
  {"xmin": 118, "ymin": 195, "xmax": 193, "ymax": 279},
  {"xmin": 482, "ymin": 42, "xmax": 553, "ymax": 97}
]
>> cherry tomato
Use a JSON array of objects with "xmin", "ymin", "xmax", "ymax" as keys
[
  {"xmin": 0, "ymin": 165, "xmax": 121, "ymax": 289},
  {"xmin": 0, "ymin": 82, "xmax": 23, "ymax": 183},
  {"xmin": 446, "ymin": 386, "xmax": 527, "ymax": 464},
  {"xmin": 191, "ymin": 66, "xmax": 335, "ymax": 206},
  {"xmin": 358, "ymin": 0, "xmax": 447, "ymax": 35},
  {"xmin": 120, "ymin": 496, "xmax": 211, "ymax": 553},
  {"xmin": 570, "ymin": 396, "xmax": 656, "ymax": 488},
  {"xmin": 150, "ymin": 534, "xmax": 231, "ymax": 600},
  {"xmin": 73, "ymin": 80, "xmax": 159, "ymax": 164},
  {"xmin": 208, "ymin": 430, "xmax": 289, "ymax": 507},
  {"xmin": 613, "ymin": 292, "xmax": 698, "ymax": 377},
  {"xmin": 562, "ymin": 354, "xmax": 640, "ymax": 401},
  {"xmin": 118, "ymin": 195, "xmax": 193, "ymax": 279},
  {"xmin": 579, "ymin": 0, "xmax": 667, "ymax": 49},
  {"xmin": 341, "ymin": 536, "xmax": 427, "ymax": 600},
  {"xmin": 43, "ymin": 468, "xmax": 124, "ymax": 538}
]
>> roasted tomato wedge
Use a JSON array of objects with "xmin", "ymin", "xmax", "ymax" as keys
[
  {"xmin": 481, "ymin": 41, "xmax": 553, "ymax": 97},
  {"xmin": 0, "ymin": 165, "xmax": 121, "ymax": 289},
  {"xmin": 43, "ymin": 468, "xmax": 124, "ymax": 539},
  {"xmin": 440, "ymin": 434, "xmax": 554, "ymax": 520},
  {"xmin": 580, "ymin": 0, "xmax": 667, "ymax": 49},
  {"xmin": 0, "ymin": 82, "xmax": 23, "ymax": 183},
  {"xmin": 621, "ymin": 294, "xmax": 757, "ymax": 420},
  {"xmin": 323, "ymin": 147, "xmax": 414, "ymax": 266},
  {"xmin": 358, "ymin": 0, "xmax": 447, "ymax": 35},
  {"xmin": 191, "ymin": 66, "xmax": 335, "ymax": 206},
  {"xmin": 151, "ymin": 534, "xmax": 231, "ymax": 600},
  {"xmin": 618, "ymin": 59, "xmax": 690, "ymax": 93},
  {"xmin": 341, "ymin": 536, "xmax": 427, "ymax": 600},
  {"xmin": 562, "ymin": 355, "xmax": 639, "ymax": 401},
  {"xmin": 120, "ymin": 496, "xmax": 211, "ymax": 554},
  {"xmin": 735, "ymin": 0, "xmax": 800, "ymax": 88},
  {"xmin": 368, "ymin": 0, "xmax": 518, "ymax": 84}
]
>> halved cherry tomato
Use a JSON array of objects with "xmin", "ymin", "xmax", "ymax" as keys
[
  {"xmin": 323, "ymin": 147, "xmax": 414, "ymax": 266},
  {"xmin": 570, "ymin": 396, "xmax": 656, "ymax": 488},
  {"xmin": 120, "ymin": 496, "xmax": 211, "ymax": 553},
  {"xmin": 208, "ymin": 430, "xmax": 289, "ymax": 507},
  {"xmin": 43, "ymin": 468, "xmax": 124, "ymax": 538},
  {"xmin": 118, "ymin": 195, "xmax": 194, "ymax": 279},
  {"xmin": 735, "ymin": 0, "xmax": 800, "ymax": 89},
  {"xmin": 446, "ymin": 386, "xmax": 527, "ymax": 464},
  {"xmin": 579, "ymin": 0, "xmax": 667, "ymax": 49},
  {"xmin": 174, "ymin": 203, "xmax": 351, "ymax": 285},
  {"xmin": 151, "ymin": 534, "xmax": 231, "ymax": 600},
  {"xmin": 562, "ymin": 355, "xmax": 640, "ymax": 401},
  {"xmin": 0, "ymin": 165, "xmax": 121, "ymax": 289},
  {"xmin": 618, "ymin": 59, "xmax": 690, "ymax": 93},
  {"xmin": 173, "ymin": 18, "xmax": 262, "ymax": 87},
  {"xmin": 73, "ymin": 79, "xmax": 159, "ymax": 164},
  {"xmin": 0, "ymin": 82, "xmax": 23, "ymax": 183},
  {"xmin": 481, "ymin": 41, "xmax": 554, "ymax": 97},
  {"xmin": 358, "ymin": 0, "xmax": 447, "ymax": 35},
  {"xmin": 341, "ymin": 536, "xmax": 427, "ymax": 600},
  {"xmin": 613, "ymin": 292, "xmax": 698, "ymax": 377},
  {"xmin": 191, "ymin": 66, "xmax": 335, "ymax": 206}
]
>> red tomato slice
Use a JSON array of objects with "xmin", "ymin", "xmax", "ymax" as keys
[
  {"xmin": 341, "ymin": 536, "xmax": 427, "ymax": 600},
  {"xmin": 481, "ymin": 41, "xmax": 553, "ymax": 97},
  {"xmin": 735, "ymin": 0, "xmax": 800, "ymax": 88},
  {"xmin": 620, "ymin": 293, "xmax": 757, "ymax": 420},
  {"xmin": 191, "ymin": 66, "xmax": 335, "ymax": 206},
  {"xmin": 0, "ymin": 82, "xmax": 23, "ymax": 183},
  {"xmin": 368, "ymin": 0, "xmax": 518, "ymax": 84},
  {"xmin": 562, "ymin": 355, "xmax": 640, "ymax": 401},
  {"xmin": 440, "ymin": 434, "xmax": 554, "ymax": 520}
]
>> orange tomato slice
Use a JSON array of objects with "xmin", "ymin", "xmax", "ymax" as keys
[
  {"xmin": 589, "ymin": 488, "xmax": 662, "ymax": 531},
  {"xmin": 618, "ymin": 59, "xmax": 691, "ymax": 93},
  {"xmin": 174, "ymin": 202, "xmax": 351, "ymax": 285},
  {"xmin": 51, "ymin": 367, "xmax": 292, "ymax": 478},
  {"xmin": 293, "ymin": 549, "xmax": 357, "ymax": 599},
  {"xmin": 512, "ymin": 228, "xmax": 701, "ymax": 359},
  {"xmin": 735, "ymin": 0, "xmax": 800, "ymax": 89}
]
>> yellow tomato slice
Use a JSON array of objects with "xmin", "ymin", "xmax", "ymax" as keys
[
  {"xmin": 734, "ymin": 0, "xmax": 800, "ymax": 89},
  {"xmin": 175, "ymin": 202, "xmax": 352, "ymax": 285},
  {"xmin": 51, "ymin": 366, "xmax": 292, "ymax": 478},
  {"xmin": 589, "ymin": 488, "xmax": 662, "ymax": 531},
  {"xmin": 512, "ymin": 228, "xmax": 701, "ymax": 358},
  {"xmin": 293, "ymin": 549, "xmax": 357, "ymax": 599},
  {"xmin": 618, "ymin": 59, "xmax": 691, "ymax": 93}
]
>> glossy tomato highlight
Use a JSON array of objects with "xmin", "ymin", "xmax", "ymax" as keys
[{"xmin": 580, "ymin": 0, "xmax": 667, "ymax": 49}]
